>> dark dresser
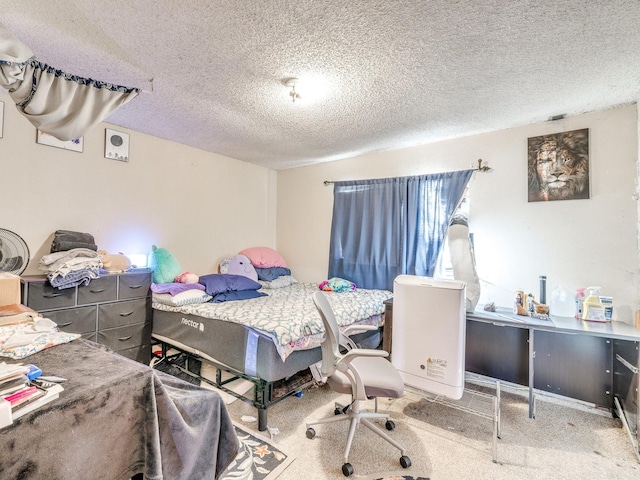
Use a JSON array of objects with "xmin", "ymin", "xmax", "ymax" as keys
[{"xmin": 21, "ymin": 270, "xmax": 152, "ymax": 364}]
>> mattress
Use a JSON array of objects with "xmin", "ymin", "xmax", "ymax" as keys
[{"xmin": 151, "ymin": 282, "xmax": 391, "ymax": 382}]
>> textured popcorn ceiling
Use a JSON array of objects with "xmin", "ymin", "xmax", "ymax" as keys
[{"xmin": 1, "ymin": 1, "xmax": 640, "ymax": 170}]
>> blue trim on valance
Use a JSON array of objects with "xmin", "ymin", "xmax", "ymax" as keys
[
  {"xmin": 0, "ymin": 57, "xmax": 140, "ymax": 100},
  {"xmin": 27, "ymin": 58, "xmax": 140, "ymax": 93}
]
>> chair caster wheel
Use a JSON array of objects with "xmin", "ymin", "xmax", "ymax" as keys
[
  {"xmin": 400, "ymin": 455, "xmax": 411, "ymax": 468},
  {"xmin": 342, "ymin": 462, "xmax": 354, "ymax": 477},
  {"xmin": 385, "ymin": 420, "xmax": 395, "ymax": 431},
  {"xmin": 306, "ymin": 428, "xmax": 316, "ymax": 439},
  {"xmin": 334, "ymin": 408, "xmax": 343, "ymax": 415}
]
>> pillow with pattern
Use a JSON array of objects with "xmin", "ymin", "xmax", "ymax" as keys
[
  {"xmin": 258, "ymin": 275, "xmax": 298, "ymax": 289},
  {"xmin": 153, "ymin": 289, "xmax": 212, "ymax": 306}
]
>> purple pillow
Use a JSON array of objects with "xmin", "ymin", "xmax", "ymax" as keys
[
  {"xmin": 199, "ymin": 274, "xmax": 263, "ymax": 296},
  {"xmin": 151, "ymin": 282, "xmax": 205, "ymax": 295},
  {"xmin": 210, "ymin": 290, "xmax": 267, "ymax": 303}
]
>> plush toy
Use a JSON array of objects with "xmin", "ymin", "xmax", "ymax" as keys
[
  {"xmin": 98, "ymin": 249, "xmax": 132, "ymax": 273},
  {"xmin": 219, "ymin": 254, "xmax": 258, "ymax": 282},
  {"xmin": 148, "ymin": 245, "xmax": 181, "ymax": 284},
  {"xmin": 176, "ymin": 271, "xmax": 199, "ymax": 284}
]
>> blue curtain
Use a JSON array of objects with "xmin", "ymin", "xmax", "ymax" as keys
[{"xmin": 328, "ymin": 170, "xmax": 474, "ymax": 291}]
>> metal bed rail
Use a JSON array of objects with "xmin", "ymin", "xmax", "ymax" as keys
[{"xmin": 151, "ymin": 339, "xmax": 316, "ymax": 431}]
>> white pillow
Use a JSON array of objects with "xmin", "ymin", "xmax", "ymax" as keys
[
  {"xmin": 258, "ymin": 275, "xmax": 298, "ymax": 289},
  {"xmin": 153, "ymin": 290, "xmax": 212, "ymax": 306}
]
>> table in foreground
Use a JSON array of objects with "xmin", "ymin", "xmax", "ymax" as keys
[{"xmin": 0, "ymin": 339, "xmax": 238, "ymax": 480}]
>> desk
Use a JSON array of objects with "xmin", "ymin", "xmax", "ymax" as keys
[
  {"xmin": 384, "ymin": 301, "xmax": 640, "ymax": 459},
  {"xmin": 467, "ymin": 309, "xmax": 640, "ymax": 413},
  {"xmin": 0, "ymin": 339, "xmax": 238, "ymax": 480},
  {"xmin": 467, "ymin": 308, "xmax": 640, "ymax": 460}
]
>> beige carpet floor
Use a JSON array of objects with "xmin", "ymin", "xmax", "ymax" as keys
[{"xmin": 226, "ymin": 378, "xmax": 640, "ymax": 480}]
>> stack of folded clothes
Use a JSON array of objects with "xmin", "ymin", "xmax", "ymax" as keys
[
  {"xmin": 37, "ymin": 230, "xmax": 102, "ymax": 289},
  {"xmin": 39, "ymin": 246, "xmax": 102, "ymax": 290}
]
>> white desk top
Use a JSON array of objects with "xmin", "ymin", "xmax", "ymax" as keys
[{"xmin": 468, "ymin": 307, "xmax": 640, "ymax": 342}]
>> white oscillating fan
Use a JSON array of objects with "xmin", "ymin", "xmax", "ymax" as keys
[{"xmin": 0, "ymin": 228, "xmax": 30, "ymax": 275}]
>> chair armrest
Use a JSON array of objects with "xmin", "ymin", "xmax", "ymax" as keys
[
  {"xmin": 341, "ymin": 348, "xmax": 388, "ymax": 364},
  {"xmin": 342, "ymin": 324, "xmax": 378, "ymax": 336}
]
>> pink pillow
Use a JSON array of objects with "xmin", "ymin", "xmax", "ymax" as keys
[{"xmin": 239, "ymin": 246, "xmax": 288, "ymax": 268}]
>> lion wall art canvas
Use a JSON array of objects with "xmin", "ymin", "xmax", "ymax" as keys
[{"xmin": 527, "ymin": 128, "xmax": 590, "ymax": 202}]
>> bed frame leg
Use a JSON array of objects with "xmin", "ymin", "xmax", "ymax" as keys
[{"xmin": 258, "ymin": 407, "xmax": 268, "ymax": 431}]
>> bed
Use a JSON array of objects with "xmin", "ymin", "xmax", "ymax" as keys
[{"xmin": 150, "ymin": 281, "xmax": 392, "ymax": 431}]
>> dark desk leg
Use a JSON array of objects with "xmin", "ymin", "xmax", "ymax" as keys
[
  {"xmin": 383, "ymin": 301, "xmax": 393, "ymax": 359},
  {"xmin": 529, "ymin": 328, "xmax": 535, "ymax": 419}
]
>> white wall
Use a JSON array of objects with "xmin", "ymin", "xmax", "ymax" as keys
[
  {"xmin": 0, "ymin": 93, "xmax": 277, "ymax": 277},
  {"xmin": 277, "ymin": 104, "xmax": 640, "ymax": 323},
  {"xmin": 3, "ymin": 92, "xmax": 636, "ymax": 323}
]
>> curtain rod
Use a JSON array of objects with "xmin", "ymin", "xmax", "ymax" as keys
[{"xmin": 323, "ymin": 159, "xmax": 492, "ymax": 185}]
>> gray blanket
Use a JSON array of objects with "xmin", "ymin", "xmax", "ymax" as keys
[{"xmin": 0, "ymin": 339, "xmax": 238, "ymax": 479}]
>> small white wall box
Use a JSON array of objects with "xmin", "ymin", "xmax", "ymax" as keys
[{"xmin": 392, "ymin": 275, "xmax": 467, "ymax": 399}]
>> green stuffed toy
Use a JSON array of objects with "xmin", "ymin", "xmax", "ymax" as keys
[{"xmin": 148, "ymin": 245, "xmax": 181, "ymax": 284}]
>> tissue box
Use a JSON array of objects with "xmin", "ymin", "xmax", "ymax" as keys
[{"xmin": 0, "ymin": 273, "xmax": 21, "ymax": 307}]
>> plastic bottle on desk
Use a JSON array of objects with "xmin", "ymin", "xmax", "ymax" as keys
[
  {"xmin": 575, "ymin": 288, "xmax": 586, "ymax": 319},
  {"xmin": 526, "ymin": 293, "xmax": 535, "ymax": 315},
  {"xmin": 549, "ymin": 286, "xmax": 574, "ymax": 317},
  {"xmin": 582, "ymin": 286, "xmax": 605, "ymax": 322}
]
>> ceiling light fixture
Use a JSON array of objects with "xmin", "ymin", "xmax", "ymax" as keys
[{"xmin": 283, "ymin": 78, "xmax": 301, "ymax": 103}]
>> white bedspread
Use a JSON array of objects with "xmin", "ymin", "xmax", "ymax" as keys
[{"xmin": 152, "ymin": 282, "xmax": 392, "ymax": 351}]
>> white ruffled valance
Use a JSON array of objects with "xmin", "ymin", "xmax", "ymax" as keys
[{"xmin": 0, "ymin": 23, "xmax": 139, "ymax": 141}]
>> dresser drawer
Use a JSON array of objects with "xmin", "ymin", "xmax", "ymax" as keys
[
  {"xmin": 78, "ymin": 276, "xmax": 117, "ymax": 305},
  {"xmin": 98, "ymin": 323, "xmax": 151, "ymax": 351},
  {"xmin": 24, "ymin": 281, "xmax": 76, "ymax": 311},
  {"xmin": 119, "ymin": 273, "xmax": 152, "ymax": 300},
  {"xmin": 45, "ymin": 306, "xmax": 96, "ymax": 335},
  {"xmin": 98, "ymin": 298, "xmax": 148, "ymax": 329}
]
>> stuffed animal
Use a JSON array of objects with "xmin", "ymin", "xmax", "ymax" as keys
[
  {"xmin": 176, "ymin": 271, "xmax": 199, "ymax": 284},
  {"xmin": 219, "ymin": 254, "xmax": 258, "ymax": 282},
  {"xmin": 148, "ymin": 245, "xmax": 181, "ymax": 284},
  {"xmin": 98, "ymin": 249, "xmax": 132, "ymax": 273}
]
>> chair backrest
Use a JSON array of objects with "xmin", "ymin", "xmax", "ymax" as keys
[{"xmin": 313, "ymin": 291, "xmax": 343, "ymax": 377}]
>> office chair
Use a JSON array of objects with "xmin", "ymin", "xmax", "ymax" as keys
[{"xmin": 306, "ymin": 291, "xmax": 411, "ymax": 477}]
